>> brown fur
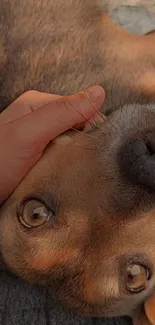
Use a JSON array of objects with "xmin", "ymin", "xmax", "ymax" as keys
[
  {"xmin": 0, "ymin": 0, "xmax": 155, "ymax": 113},
  {"xmin": 1, "ymin": 0, "xmax": 155, "ymax": 323}
]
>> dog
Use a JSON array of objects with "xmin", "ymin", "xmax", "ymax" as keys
[{"xmin": 1, "ymin": 0, "xmax": 155, "ymax": 324}]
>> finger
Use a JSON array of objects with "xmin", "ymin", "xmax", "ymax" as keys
[
  {"xmin": 0, "ymin": 91, "xmax": 62, "ymax": 124},
  {"xmin": 0, "ymin": 85, "xmax": 105, "ymax": 204},
  {"xmin": 12, "ymin": 85, "xmax": 105, "ymax": 151}
]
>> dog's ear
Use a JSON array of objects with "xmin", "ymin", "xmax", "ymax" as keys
[
  {"xmin": 133, "ymin": 294, "xmax": 155, "ymax": 325},
  {"xmin": 144, "ymin": 294, "xmax": 155, "ymax": 325}
]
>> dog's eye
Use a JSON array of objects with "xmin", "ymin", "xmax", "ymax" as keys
[
  {"xmin": 18, "ymin": 199, "xmax": 53, "ymax": 228},
  {"xmin": 126, "ymin": 264, "xmax": 150, "ymax": 293}
]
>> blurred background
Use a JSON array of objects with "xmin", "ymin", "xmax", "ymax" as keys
[{"xmin": 102, "ymin": 0, "xmax": 155, "ymax": 35}]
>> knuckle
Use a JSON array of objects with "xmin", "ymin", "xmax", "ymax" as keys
[
  {"xmin": 56, "ymin": 96, "xmax": 74, "ymax": 113},
  {"xmin": 24, "ymin": 90, "xmax": 39, "ymax": 97},
  {"xmin": 15, "ymin": 90, "xmax": 39, "ymax": 103},
  {"xmin": 17, "ymin": 90, "xmax": 40, "ymax": 101}
]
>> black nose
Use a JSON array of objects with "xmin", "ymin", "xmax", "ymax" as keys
[{"xmin": 120, "ymin": 133, "xmax": 155, "ymax": 191}]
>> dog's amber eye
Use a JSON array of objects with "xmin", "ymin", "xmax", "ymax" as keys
[
  {"xmin": 126, "ymin": 264, "xmax": 150, "ymax": 293},
  {"xmin": 19, "ymin": 199, "xmax": 52, "ymax": 228}
]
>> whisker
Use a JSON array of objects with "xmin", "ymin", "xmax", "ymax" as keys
[
  {"xmin": 70, "ymin": 127, "xmax": 98, "ymax": 138},
  {"xmin": 109, "ymin": 66, "xmax": 121, "ymax": 108},
  {"xmin": 84, "ymin": 89, "xmax": 106, "ymax": 124},
  {"xmin": 64, "ymin": 97, "xmax": 103, "ymax": 134},
  {"xmin": 41, "ymin": 106, "xmax": 98, "ymax": 139},
  {"xmin": 73, "ymin": 79, "xmax": 106, "ymax": 134},
  {"xmin": 51, "ymin": 142, "xmax": 98, "ymax": 151}
]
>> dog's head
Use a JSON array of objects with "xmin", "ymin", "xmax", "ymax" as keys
[{"xmin": 1, "ymin": 103, "xmax": 155, "ymax": 322}]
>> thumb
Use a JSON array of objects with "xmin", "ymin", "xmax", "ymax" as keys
[
  {"xmin": 12, "ymin": 85, "xmax": 105, "ymax": 152},
  {"xmin": 0, "ymin": 85, "xmax": 104, "ymax": 203}
]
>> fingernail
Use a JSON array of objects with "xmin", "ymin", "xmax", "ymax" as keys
[{"xmin": 84, "ymin": 85, "xmax": 105, "ymax": 106}]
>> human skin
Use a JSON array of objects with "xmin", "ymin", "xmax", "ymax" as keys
[{"xmin": 0, "ymin": 85, "xmax": 105, "ymax": 204}]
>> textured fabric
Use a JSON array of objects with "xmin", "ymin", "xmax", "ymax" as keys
[
  {"xmin": 0, "ymin": 271, "xmax": 132, "ymax": 325},
  {"xmin": 111, "ymin": 5, "xmax": 155, "ymax": 35}
]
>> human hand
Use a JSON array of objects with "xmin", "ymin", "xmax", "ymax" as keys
[{"xmin": 0, "ymin": 86, "xmax": 105, "ymax": 204}]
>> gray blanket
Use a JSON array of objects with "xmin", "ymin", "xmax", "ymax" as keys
[
  {"xmin": 1, "ymin": 4, "xmax": 155, "ymax": 325},
  {"xmin": 0, "ymin": 271, "xmax": 132, "ymax": 325}
]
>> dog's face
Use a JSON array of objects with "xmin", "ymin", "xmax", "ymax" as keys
[
  {"xmin": 1, "ymin": 0, "xmax": 155, "ymax": 321},
  {"xmin": 1, "ymin": 103, "xmax": 155, "ymax": 319}
]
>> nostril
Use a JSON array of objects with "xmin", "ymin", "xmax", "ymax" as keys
[
  {"xmin": 120, "ymin": 133, "xmax": 155, "ymax": 191},
  {"xmin": 146, "ymin": 137, "xmax": 155, "ymax": 155}
]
